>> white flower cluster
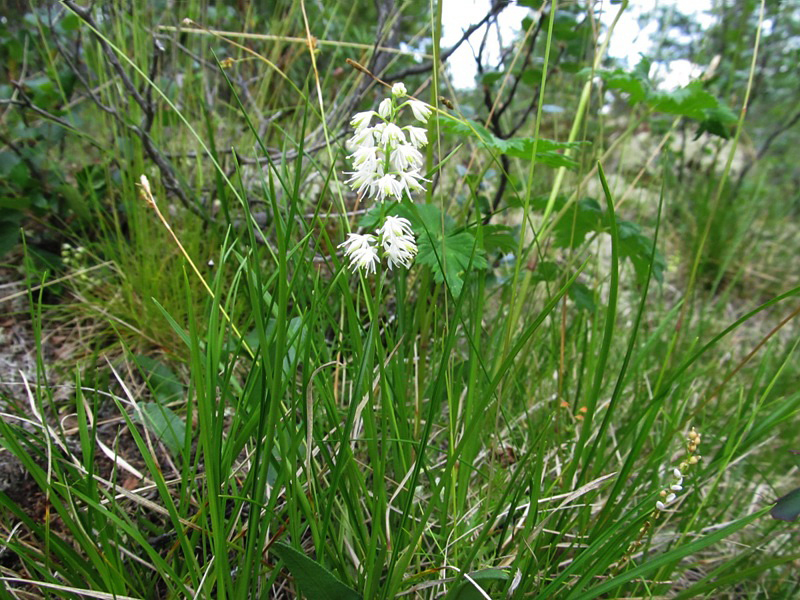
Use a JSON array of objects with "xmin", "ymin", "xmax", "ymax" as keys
[
  {"xmin": 339, "ymin": 215, "xmax": 417, "ymax": 273},
  {"xmin": 340, "ymin": 83, "xmax": 432, "ymax": 274},
  {"xmin": 655, "ymin": 428, "xmax": 702, "ymax": 513},
  {"xmin": 345, "ymin": 83, "xmax": 431, "ymax": 203},
  {"xmin": 655, "ymin": 468, "xmax": 684, "ymax": 512}
]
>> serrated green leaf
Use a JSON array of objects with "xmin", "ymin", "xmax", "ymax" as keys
[
  {"xmin": 648, "ymin": 82, "xmax": 717, "ymax": 120},
  {"xmin": 532, "ymin": 261, "xmax": 560, "ymax": 282},
  {"xmin": 138, "ymin": 402, "xmax": 186, "ymax": 456},
  {"xmin": 417, "ymin": 230, "xmax": 488, "ymax": 297},
  {"xmin": 594, "ymin": 66, "xmax": 736, "ymax": 139},
  {"xmin": 569, "ymin": 281, "xmax": 597, "ymax": 313},
  {"xmin": 435, "ymin": 117, "xmax": 583, "ymax": 169},
  {"xmin": 551, "ymin": 197, "xmax": 603, "ymax": 248},
  {"xmin": 481, "ymin": 225, "xmax": 518, "ymax": 254},
  {"xmin": 617, "ymin": 219, "xmax": 666, "ymax": 286},
  {"xmin": 271, "ymin": 542, "xmax": 361, "ymax": 600}
]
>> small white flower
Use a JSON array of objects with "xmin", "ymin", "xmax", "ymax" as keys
[
  {"xmin": 380, "ymin": 123, "xmax": 406, "ymax": 147},
  {"xmin": 378, "ymin": 215, "xmax": 414, "ymax": 240},
  {"xmin": 338, "ymin": 233, "xmax": 379, "ymax": 274},
  {"xmin": 664, "ymin": 493, "xmax": 676, "ymax": 505},
  {"xmin": 384, "ymin": 240, "xmax": 416, "ymax": 270},
  {"xmin": 673, "ymin": 468, "xmax": 683, "ymax": 479},
  {"xmin": 375, "ymin": 174, "xmax": 403, "ymax": 202},
  {"xmin": 391, "ymin": 82, "xmax": 407, "ymax": 97},
  {"xmin": 349, "ymin": 146, "xmax": 380, "ymax": 169},
  {"xmin": 407, "ymin": 99, "xmax": 432, "ymax": 123},
  {"xmin": 346, "ymin": 169, "xmax": 379, "ymax": 197},
  {"xmin": 350, "ymin": 110, "xmax": 375, "ymax": 132},
  {"xmin": 397, "ymin": 170, "xmax": 427, "ymax": 198},
  {"xmin": 671, "ymin": 484, "xmax": 684, "ymax": 492},
  {"xmin": 390, "ymin": 144, "xmax": 424, "ymax": 171},
  {"xmin": 405, "ymin": 126, "xmax": 428, "ymax": 148},
  {"xmin": 348, "ymin": 127, "xmax": 375, "ymax": 150},
  {"xmin": 378, "ymin": 97, "xmax": 393, "ymax": 120},
  {"xmin": 656, "ymin": 500, "xmax": 668, "ymax": 511}
]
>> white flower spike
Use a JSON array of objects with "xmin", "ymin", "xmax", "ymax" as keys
[{"xmin": 341, "ymin": 85, "xmax": 431, "ymax": 275}]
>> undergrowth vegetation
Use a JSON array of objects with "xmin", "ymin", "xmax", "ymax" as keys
[{"xmin": 0, "ymin": 0, "xmax": 798, "ymax": 598}]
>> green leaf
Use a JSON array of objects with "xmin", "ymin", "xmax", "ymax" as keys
[
  {"xmin": 435, "ymin": 117, "xmax": 583, "ymax": 169},
  {"xmin": 551, "ymin": 197, "xmax": 604, "ymax": 248},
  {"xmin": 519, "ymin": 68, "xmax": 543, "ymax": 85},
  {"xmin": 593, "ymin": 65, "xmax": 736, "ymax": 139},
  {"xmin": 539, "ymin": 196, "xmax": 664, "ymax": 286},
  {"xmin": 617, "ymin": 219, "xmax": 666, "ymax": 286},
  {"xmin": 0, "ymin": 212, "xmax": 22, "ymax": 257},
  {"xmin": 60, "ymin": 13, "xmax": 81, "ymax": 31},
  {"xmin": 271, "ymin": 542, "xmax": 361, "ymax": 600},
  {"xmin": 771, "ymin": 486, "xmax": 800, "ymax": 522},
  {"xmin": 695, "ymin": 105, "xmax": 738, "ymax": 140},
  {"xmin": 134, "ymin": 355, "xmax": 184, "ymax": 403},
  {"xmin": 647, "ymin": 82, "xmax": 717, "ymax": 120},
  {"xmin": 480, "ymin": 71, "xmax": 504, "ymax": 86},
  {"xmin": 448, "ymin": 568, "xmax": 509, "ymax": 599},
  {"xmin": 410, "ymin": 202, "xmax": 485, "ymax": 296},
  {"xmin": 138, "ymin": 402, "xmax": 186, "ymax": 456},
  {"xmin": 417, "ymin": 230, "xmax": 487, "ymax": 297},
  {"xmin": 569, "ymin": 281, "xmax": 597, "ymax": 313},
  {"xmin": 481, "ymin": 224, "xmax": 517, "ymax": 254},
  {"xmin": 531, "ymin": 261, "xmax": 559, "ymax": 282}
]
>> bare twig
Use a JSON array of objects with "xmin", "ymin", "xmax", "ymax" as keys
[
  {"xmin": 61, "ymin": 0, "xmax": 203, "ymax": 217},
  {"xmin": 383, "ymin": 0, "xmax": 509, "ymax": 82}
]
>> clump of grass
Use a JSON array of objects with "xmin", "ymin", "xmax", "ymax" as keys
[{"xmin": 1, "ymin": 1, "xmax": 798, "ymax": 599}]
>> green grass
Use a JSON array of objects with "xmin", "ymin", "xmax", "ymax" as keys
[{"xmin": 0, "ymin": 1, "xmax": 798, "ymax": 598}]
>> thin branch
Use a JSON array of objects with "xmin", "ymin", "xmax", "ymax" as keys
[
  {"xmin": 384, "ymin": 0, "xmax": 509, "ymax": 82},
  {"xmin": 61, "ymin": 0, "xmax": 202, "ymax": 217}
]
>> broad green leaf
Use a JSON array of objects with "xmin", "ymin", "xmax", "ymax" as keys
[
  {"xmin": 551, "ymin": 197, "xmax": 603, "ymax": 248},
  {"xmin": 134, "ymin": 355, "xmax": 184, "ymax": 403},
  {"xmin": 480, "ymin": 71, "xmax": 504, "ymax": 86},
  {"xmin": 417, "ymin": 230, "xmax": 488, "ymax": 297},
  {"xmin": 771, "ymin": 486, "xmax": 800, "ymax": 522},
  {"xmin": 617, "ymin": 219, "xmax": 666, "ymax": 286},
  {"xmin": 435, "ymin": 117, "xmax": 583, "ymax": 169},
  {"xmin": 531, "ymin": 261, "xmax": 559, "ymax": 282},
  {"xmin": 359, "ymin": 203, "xmax": 486, "ymax": 294},
  {"xmin": 569, "ymin": 281, "xmax": 597, "ymax": 313},
  {"xmin": 138, "ymin": 402, "xmax": 186, "ymax": 456},
  {"xmin": 648, "ymin": 82, "xmax": 717, "ymax": 120},
  {"xmin": 534, "ymin": 196, "xmax": 664, "ymax": 286},
  {"xmin": 271, "ymin": 542, "xmax": 361, "ymax": 600},
  {"xmin": 481, "ymin": 225, "xmax": 518, "ymax": 254},
  {"xmin": 592, "ymin": 64, "xmax": 736, "ymax": 139}
]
